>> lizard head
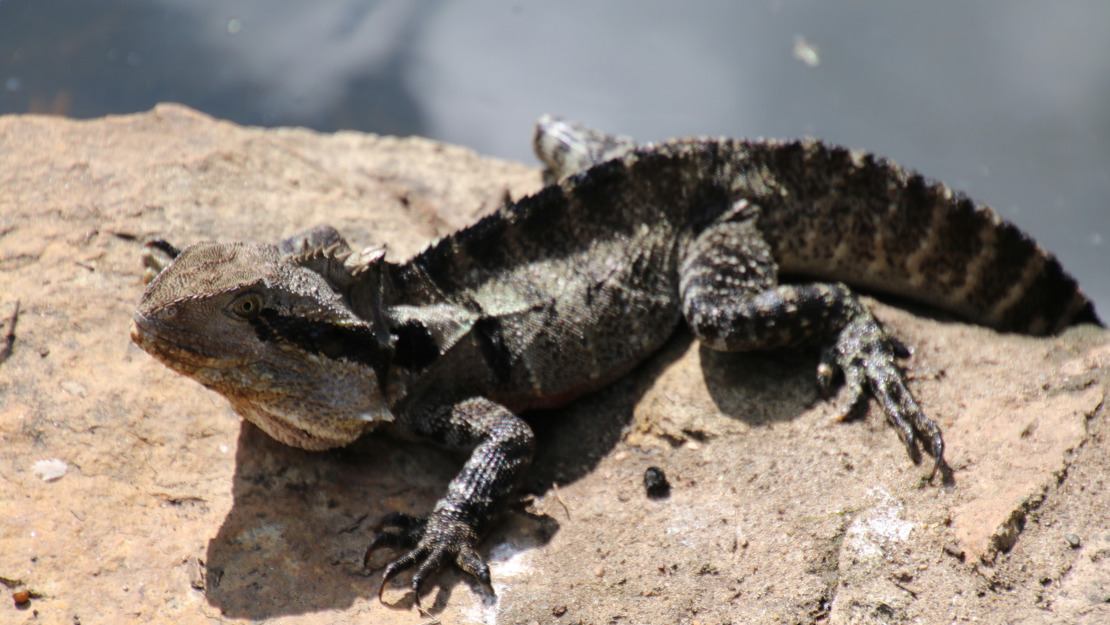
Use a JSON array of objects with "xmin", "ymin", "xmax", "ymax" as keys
[{"xmin": 131, "ymin": 241, "xmax": 396, "ymax": 450}]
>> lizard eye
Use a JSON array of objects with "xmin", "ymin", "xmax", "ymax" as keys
[{"xmin": 226, "ymin": 293, "xmax": 264, "ymax": 322}]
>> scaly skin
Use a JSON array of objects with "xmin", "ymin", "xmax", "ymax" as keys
[{"xmin": 131, "ymin": 117, "xmax": 1101, "ymax": 610}]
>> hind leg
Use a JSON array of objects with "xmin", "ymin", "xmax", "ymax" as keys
[
  {"xmin": 681, "ymin": 201, "xmax": 945, "ymax": 476},
  {"xmin": 533, "ymin": 115, "xmax": 638, "ymax": 183}
]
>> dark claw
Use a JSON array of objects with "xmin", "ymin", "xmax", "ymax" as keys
[
  {"xmin": 455, "ymin": 545, "xmax": 494, "ymax": 595},
  {"xmin": 888, "ymin": 335, "xmax": 912, "ymax": 359},
  {"xmin": 817, "ymin": 345, "xmax": 869, "ymax": 422},
  {"xmin": 377, "ymin": 547, "xmax": 422, "ymax": 604},
  {"xmin": 370, "ymin": 510, "xmax": 492, "ymax": 611},
  {"xmin": 827, "ymin": 313, "xmax": 946, "ymax": 478},
  {"xmin": 914, "ymin": 412, "xmax": 946, "ymax": 480},
  {"xmin": 815, "ymin": 359, "xmax": 839, "ymax": 399},
  {"xmin": 377, "ymin": 543, "xmax": 491, "ymax": 613},
  {"xmin": 410, "ymin": 546, "xmax": 452, "ymax": 612},
  {"xmin": 144, "ymin": 238, "xmax": 182, "ymax": 260},
  {"xmin": 867, "ymin": 362, "xmax": 949, "ymax": 476},
  {"xmin": 929, "ymin": 444, "xmax": 945, "ymax": 481},
  {"xmin": 368, "ymin": 512, "xmax": 433, "ymax": 608},
  {"xmin": 888, "ymin": 410, "xmax": 923, "ymax": 465}
]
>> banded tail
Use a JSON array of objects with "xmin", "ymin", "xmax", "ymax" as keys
[{"xmin": 534, "ymin": 116, "xmax": 1101, "ymax": 335}]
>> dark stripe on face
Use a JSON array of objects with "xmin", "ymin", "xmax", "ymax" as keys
[{"xmin": 253, "ymin": 309, "xmax": 388, "ymax": 368}]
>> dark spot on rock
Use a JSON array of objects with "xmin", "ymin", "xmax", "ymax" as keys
[{"xmin": 644, "ymin": 466, "xmax": 671, "ymax": 499}]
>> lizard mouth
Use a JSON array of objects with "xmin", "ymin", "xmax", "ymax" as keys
[{"xmin": 130, "ymin": 314, "xmax": 241, "ymax": 373}]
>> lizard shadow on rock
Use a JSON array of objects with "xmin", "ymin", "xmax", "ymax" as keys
[
  {"xmin": 205, "ymin": 419, "xmax": 467, "ymax": 618},
  {"xmin": 524, "ymin": 328, "xmax": 693, "ymax": 490},
  {"xmin": 696, "ymin": 294, "xmax": 970, "ymax": 460},
  {"xmin": 700, "ymin": 343, "xmax": 821, "ymax": 427},
  {"xmin": 202, "ymin": 332, "xmax": 688, "ymax": 618},
  {"xmin": 524, "ymin": 327, "xmax": 819, "ymax": 502},
  {"xmin": 698, "ymin": 294, "xmax": 956, "ymax": 428}
]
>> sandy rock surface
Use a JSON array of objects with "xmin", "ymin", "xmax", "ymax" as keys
[{"xmin": 1, "ymin": 104, "xmax": 1107, "ymax": 624}]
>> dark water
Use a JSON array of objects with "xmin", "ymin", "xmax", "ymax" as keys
[{"xmin": 2, "ymin": 0, "xmax": 1107, "ymax": 317}]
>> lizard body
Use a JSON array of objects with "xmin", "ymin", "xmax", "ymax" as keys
[{"xmin": 131, "ymin": 117, "xmax": 1101, "ymax": 608}]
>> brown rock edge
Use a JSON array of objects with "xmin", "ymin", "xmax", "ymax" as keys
[{"xmin": 1, "ymin": 104, "xmax": 1107, "ymax": 624}]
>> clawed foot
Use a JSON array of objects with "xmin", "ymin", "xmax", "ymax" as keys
[
  {"xmin": 817, "ymin": 313, "xmax": 946, "ymax": 480},
  {"xmin": 366, "ymin": 511, "xmax": 493, "ymax": 612}
]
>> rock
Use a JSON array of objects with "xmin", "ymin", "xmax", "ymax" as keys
[{"xmin": 1, "ymin": 104, "xmax": 1107, "ymax": 624}]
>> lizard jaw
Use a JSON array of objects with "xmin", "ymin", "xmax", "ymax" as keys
[
  {"xmin": 132, "ymin": 313, "xmax": 394, "ymax": 451},
  {"xmin": 129, "ymin": 315, "xmax": 237, "ymax": 374}
]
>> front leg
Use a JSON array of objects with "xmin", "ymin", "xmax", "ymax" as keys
[{"xmin": 374, "ymin": 397, "xmax": 535, "ymax": 609}]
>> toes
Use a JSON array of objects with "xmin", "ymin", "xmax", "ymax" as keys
[
  {"xmin": 816, "ymin": 358, "xmax": 839, "ymax": 399},
  {"xmin": 887, "ymin": 409, "xmax": 923, "ymax": 464},
  {"xmin": 887, "ymin": 335, "xmax": 912, "ymax": 359},
  {"xmin": 870, "ymin": 371, "xmax": 926, "ymax": 465},
  {"xmin": 410, "ymin": 546, "xmax": 452, "ymax": 611},
  {"xmin": 827, "ymin": 315, "xmax": 945, "ymax": 472},
  {"xmin": 825, "ymin": 357, "xmax": 867, "ymax": 422},
  {"xmin": 378, "ymin": 548, "xmax": 422, "ymax": 602},
  {"xmin": 371, "ymin": 511, "xmax": 493, "ymax": 610},
  {"xmin": 908, "ymin": 409, "xmax": 945, "ymax": 479},
  {"xmin": 456, "ymin": 545, "xmax": 493, "ymax": 594}
]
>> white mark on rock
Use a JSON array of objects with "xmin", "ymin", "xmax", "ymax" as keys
[{"xmin": 32, "ymin": 458, "xmax": 68, "ymax": 482}]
